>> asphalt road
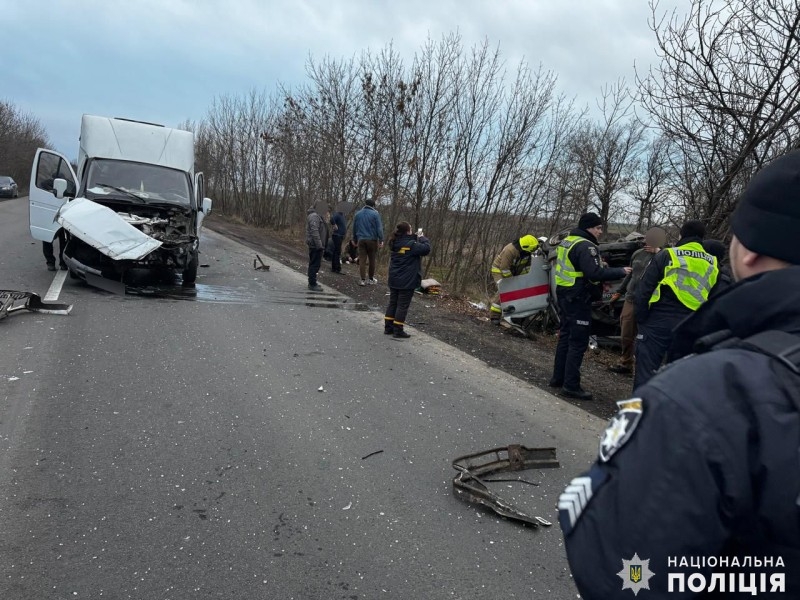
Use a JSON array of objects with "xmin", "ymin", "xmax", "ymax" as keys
[{"xmin": 0, "ymin": 196, "xmax": 606, "ymax": 599}]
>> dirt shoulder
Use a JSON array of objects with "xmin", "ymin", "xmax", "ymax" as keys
[{"xmin": 206, "ymin": 214, "xmax": 633, "ymax": 420}]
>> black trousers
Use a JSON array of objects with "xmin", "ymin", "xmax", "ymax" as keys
[
  {"xmin": 633, "ymin": 311, "xmax": 686, "ymax": 390},
  {"xmin": 308, "ymin": 248, "xmax": 323, "ymax": 286},
  {"xmin": 385, "ymin": 288, "xmax": 414, "ymax": 329},
  {"xmin": 43, "ymin": 229, "xmax": 66, "ymax": 266},
  {"xmin": 331, "ymin": 235, "xmax": 343, "ymax": 272},
  {"xmin": 552, "ymin": 291, "xmax": 592, "ymax": 390}
]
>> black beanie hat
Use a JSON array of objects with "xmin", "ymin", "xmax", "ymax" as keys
[
  {"xmin": 731, "ymin": 150, "xmax": 800, "ymax": 265},
  {"xmin": 680, "ymin": 219, "xmax": 706, "ymax": 239},
  {"xmin": 578, "ymin": 212, "xmax": 603, "ymax": 230}
]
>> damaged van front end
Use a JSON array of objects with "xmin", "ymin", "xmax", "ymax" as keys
[
  {"xmin": 29, "ymin": 115, "xmax": 211, "ymax": 292},
  {"xmin": 58, "ymin": 196, "xmax": 200, "ymax": 287}
]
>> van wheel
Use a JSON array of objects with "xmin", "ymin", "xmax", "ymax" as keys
[{"xmin": 182, "ymin": 251, "xmax": 198, "ymax": 286}]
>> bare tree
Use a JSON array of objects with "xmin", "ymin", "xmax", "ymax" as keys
[
  {"xmin": 637, "ymin": 0, "xmax": 800, "ymax": 237},
  {"xmin": 0, "ymin": 101, "xmax": 50, "ymax": 192}
]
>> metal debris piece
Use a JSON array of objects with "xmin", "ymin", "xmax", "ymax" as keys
[
  {"xmin": 254, "ymin": 255, "xmax": 270, "ymax": 271},
  {"xmin": 361, "ymin": 450, "xmax": 384, "ymax": 460},
  {"xmin": 452, "ymin": 444, "xmax": 559, "ymax": 527},
  {"xmin": 0, "ymin": 290, "xmax": 73, "ymax": 321}
]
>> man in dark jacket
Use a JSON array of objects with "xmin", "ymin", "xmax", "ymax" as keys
[
  {"xmin": 550, "ymin": 213, "xmax": 631, "ymax": 400},
  {"xmin": 330, "ymin": 209, "xmax": 347, "ymax": 273},
  {"xmin": 559, "ymin": 150, "xmax": 800, "ymax": 599},
  {"xmin": 306, "ymin": 205, "xmax": 329, "ymax": 291},
  {"xmin": 609, "ymin": 227, "xmax": 667, "ymax": 375},
  {"xmin": 632, "ymin": 220, "xmax": 719, "ymax": 389},
  {"xmin": 383, "ymin": 222, "xmax": 431, "ymax": 339}
]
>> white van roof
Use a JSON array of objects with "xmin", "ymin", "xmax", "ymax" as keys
[{"xmin": 78, "ymin": 115, "xmax": 194, "ymax": 176}]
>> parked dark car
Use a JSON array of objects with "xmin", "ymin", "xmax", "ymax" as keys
[{"xmin": 0, "ymin": 176, "xmax": 19, "ymax": 198}]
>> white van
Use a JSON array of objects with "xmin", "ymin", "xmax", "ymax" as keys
[{"xmin": 29, "ymin": 115, "xmax": 212, "ymax": 289}]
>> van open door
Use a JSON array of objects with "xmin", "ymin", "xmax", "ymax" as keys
[
  {"xmin": 195, "ymin": 172, "xmax": 211, "ymax": 231},
  {"xmin": 29, "ymin": 149, "xmax": 79, "ymax": 242}
]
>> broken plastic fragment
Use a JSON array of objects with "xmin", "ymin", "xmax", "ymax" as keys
[
  {"xmin": 342, "ymin": 502, "xmax": 352, "ymax": 510},
  {"xmin": 318, "ymin": 386, "xmax": 324, "ymax": 392}
]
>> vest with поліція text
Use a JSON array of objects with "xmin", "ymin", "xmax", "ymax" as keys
[{"xmin": 649, "ymin": 242, "xmax": 719, "ymax": 311}]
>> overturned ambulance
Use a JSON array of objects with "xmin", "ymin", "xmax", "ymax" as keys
[{"xmin": 29, "ymin": 115, "xmax": 212, "ymax": 290}]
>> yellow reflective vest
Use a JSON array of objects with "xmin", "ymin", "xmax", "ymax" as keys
[
  {"xmin": 649, "ymin": 242, "xmax": 719, "ymax": 311},
  {"xmin": 554, "ymin": 236, "xmax": 591, "ymax": 287}
]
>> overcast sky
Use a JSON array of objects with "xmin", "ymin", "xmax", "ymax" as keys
[{"xmin": 4, "ymin": 0, "xmax": 682, "ymax": 158}]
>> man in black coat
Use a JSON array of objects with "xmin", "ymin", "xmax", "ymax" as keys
[
  {"xmin": 559, "ymin": 150, "xmax": 800, "ymax": 598},
  {"xmin": 550, "ymin": 213, "xmax": 631, "ymax": 400}
]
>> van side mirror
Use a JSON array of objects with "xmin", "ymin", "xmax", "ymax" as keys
[
  {"xmin": 202, "ymin": 197, "xmax": 212, "ymax": 215},
  {"xmin": 53, "ymin": 178, "xmax": 68, "ymax": 199}
]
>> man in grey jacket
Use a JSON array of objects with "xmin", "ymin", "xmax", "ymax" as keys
[{"xmin": 306, "ymin": 205, "xmax": 330, "ymax": 291}]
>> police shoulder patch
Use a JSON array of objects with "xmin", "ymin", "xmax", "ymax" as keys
[
  {"xmin": 558, "ymin": 463, "xmax": 608, "ymax": 535},
  {"xmin": 589, "ymin": 246, "xmax": 598, "ymax": 256},
  {"xmin": 598, "ymin": 398, "xmax": 643, "ymax": 463}
]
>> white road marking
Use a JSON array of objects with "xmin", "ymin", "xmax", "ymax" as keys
[{"xmin": 44, "ymin": 270, "xmax": 67, "ymax": 302}]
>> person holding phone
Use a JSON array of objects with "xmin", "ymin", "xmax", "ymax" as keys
[{"xmin": 383, "ymin": 222, "xmax": 431, "ymax": 339}]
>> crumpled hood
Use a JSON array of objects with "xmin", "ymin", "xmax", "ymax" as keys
[
  {"xmin": 57, "ymin": 197, "xmax": 162, "ymax": 260},
  {"xmin": 670, "ymin": 266, "xmax": 800, "ymax": 357}
]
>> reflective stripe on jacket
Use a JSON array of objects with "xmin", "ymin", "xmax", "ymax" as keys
[
  {"xmin": 491, "ymin": 242, "xmax": 531, "ymax": 279},
  {"xmin": 649, "ymin": 242, "xmax": 719, "ymax": 311}
]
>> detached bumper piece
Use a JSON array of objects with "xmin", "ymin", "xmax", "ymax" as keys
[
  {"xmin": 452, "ymin": 444, "xmax": 559, "ymax": 527},
  {"xmin": 0, "ymin": 290, "xmax": 73, "ymax": 321}
]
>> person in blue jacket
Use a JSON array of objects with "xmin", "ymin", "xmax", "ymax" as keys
[
  {"xmin": 352, "ymin": 199, "xmax": 384, "ymax": 285},
  {"xmin": 383, "ymin": 222, "xmax": 431, "ymax": 339},
  {"xmin": 559, "ymin": 150, "xmax": 800, "ymax": 599}
]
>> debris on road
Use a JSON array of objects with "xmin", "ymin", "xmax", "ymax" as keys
[
  {"xmin": 452, "ymin": 444, "xmax": 559, "ymax": 527},
  {"xmin": 318, "ymin": 386, "xmax": 325, "ymax": 392},
  {"xmin": 254, "ymin": 254, "xmax": 270, "ymax": 271},
  {"xmin": 342, "ymin": 502, "xmax": 352, "ymax": 510},
  {"xmin": 0, "ymin": 290, "xmax": 73, "ymax": 321},
  {"xmin": 361, "ymin": 450, "xmax": 384, "ymax": 460}
]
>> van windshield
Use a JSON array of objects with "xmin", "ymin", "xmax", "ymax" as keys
[{"xmin": 84, "ymin": 159, "xmax": 190, "ymax": 205}]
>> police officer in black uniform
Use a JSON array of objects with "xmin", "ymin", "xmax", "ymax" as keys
[
  {"xmin": 550, "ymin": 213, "xmax": 631, "ymax": 400},
  {"xmin": 559, "ymin": 150, "xmax": 800, "ymax": 598},
  {"xmin": 632, "ymin": 220, "xmax": 718, "ymax": 389}
]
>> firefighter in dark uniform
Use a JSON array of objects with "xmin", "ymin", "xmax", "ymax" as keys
[
  {"xmin": 550, "ymin": 213, "xmax": 630, "ymax": 400},
  {"xmin": 632, "ymin": 220, "xmax": 719, "ymax": 389},
  {"xmin": 558, "ymin": 150, "xmax": 800, "ymax": 598},
  {"xmin": 489, "ymin": 234, "xmax": 540, "ymax": 324}
]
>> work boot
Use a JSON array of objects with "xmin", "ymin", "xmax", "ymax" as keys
[
  {"xmin": 561, "ymin": 387, "xmax": 593, "ymax": 401},
  {"xmin": 393, "ymin": 327, "xmax": 411, "ymax": 339},
  {"xmin": 548, "ymin": 378, "xmax": 563, "ymax": 388},
  {"xmin": 608, "ymin": 364, "xmax": 632, "ymax": 375},
  {"xmin": 46, "ymin": 263, "xmax": 56, "ymax": 272},
  {"xmin": 308, "ymin": 283, "xmax": 323, "ymax": 292}
]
